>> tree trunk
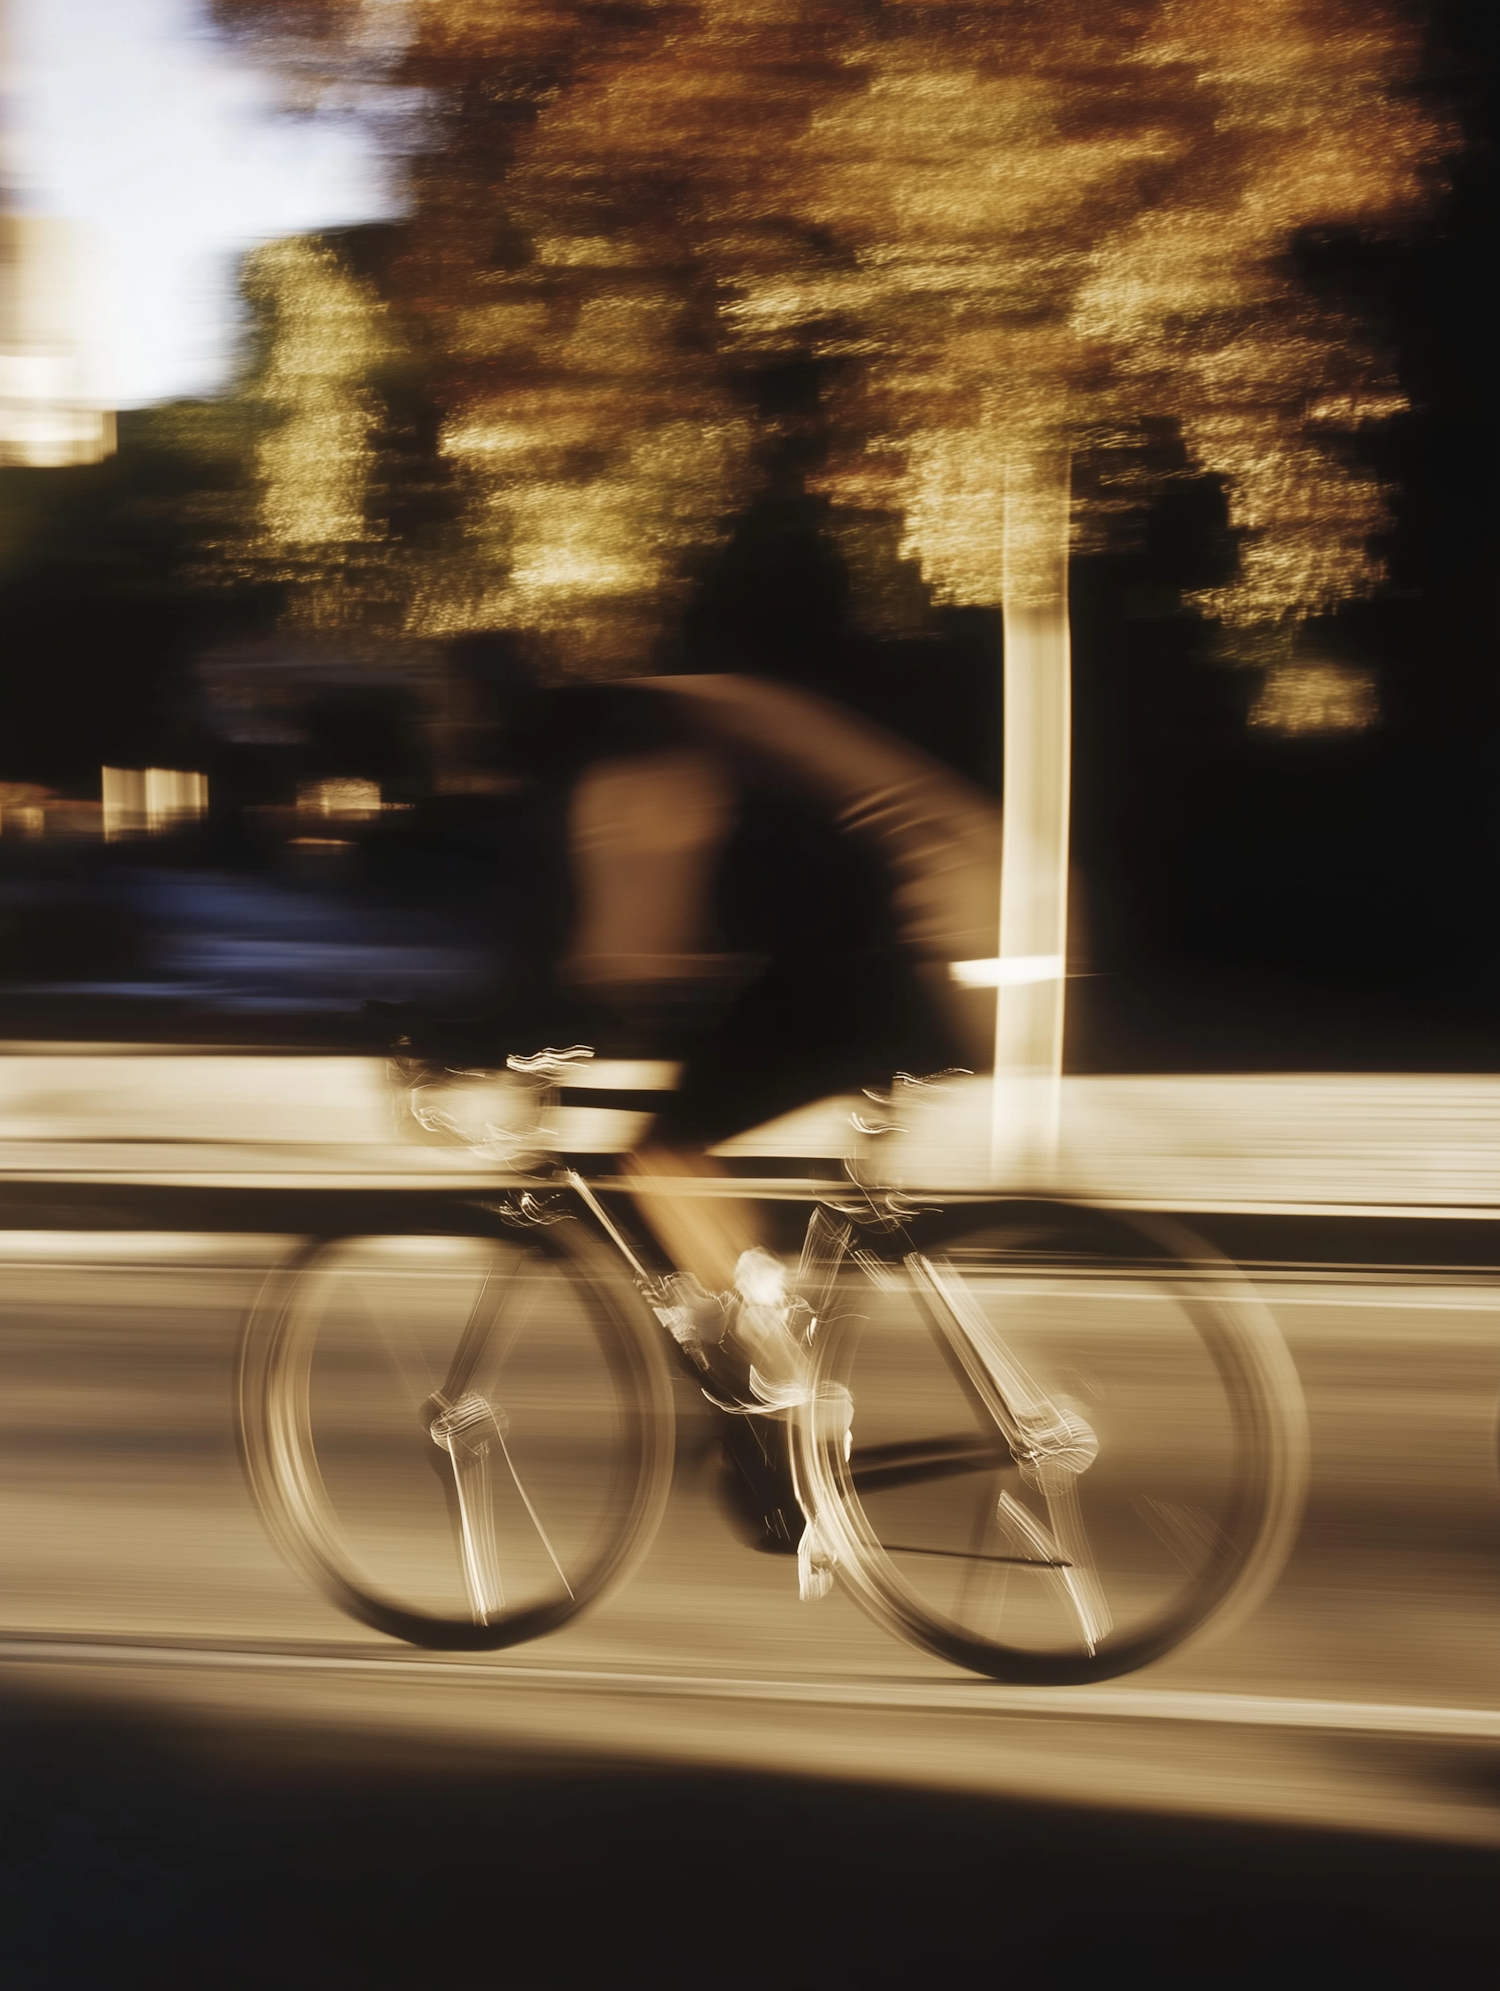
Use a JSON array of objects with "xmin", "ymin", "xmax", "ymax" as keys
[{"xmin": 991, "ymin": 450, "xmax": 1071, "ymax": 1184}]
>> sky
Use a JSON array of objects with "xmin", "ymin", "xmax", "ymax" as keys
[{"xmin": 6, "ymin": 0, "xmax": 401, "ymax": 407}]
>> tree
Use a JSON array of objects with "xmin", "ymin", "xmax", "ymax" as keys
[
  {"xmin": 227, "ymin": 235, "xmax": 404, "ymax": 639},
  {"xmin": 212, "ymin": 0, "xmax": 786, "ymax": 676},
  {"xmin": 754, "ymin": 0, "xmax": 1449, "ymax": 1167},
  {"xmin": 207, "ymin": 0, "xmax": 1451, "ymax": 1165}
]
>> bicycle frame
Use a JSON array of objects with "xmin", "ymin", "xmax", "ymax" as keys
[
  {"xmin": 499, "ymin": 1164, "xmax": 1096, "ymax": 1619},
  {"xmin": 272, "ymin": 1053, "xmax": 1302, "ymax": 1673}
]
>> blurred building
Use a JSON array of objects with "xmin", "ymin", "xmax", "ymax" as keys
[{"xmin": 101, "ymin": 767, "xmax": 208, "ymax": 842}]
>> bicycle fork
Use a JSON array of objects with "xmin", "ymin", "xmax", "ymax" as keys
[
  {"xmin": 907, "ymin": 1254, "xmax": 1111, "ymax": 1653},
  {"xmin": 427, "ymin": 1391, "xmax": 576, "ymax": 1625}
]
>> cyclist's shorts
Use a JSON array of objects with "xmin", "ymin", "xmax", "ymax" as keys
[{"xmin": 644, "ymin": 945, "xmax": 966, "ymax": 1152}]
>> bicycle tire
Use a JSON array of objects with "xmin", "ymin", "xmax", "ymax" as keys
[
  {"xmin": 794, "ymin": 1200, "xmax": 1307, "ymax": 1685},
  {"xmin": 237, "ymin": 1209, "xmax": 674, "ymax": 1651}
]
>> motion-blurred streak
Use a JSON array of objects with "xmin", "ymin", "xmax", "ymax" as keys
[{"xmin": 5, "ymin": 1054, "xmax": 1500, "ymax": 1213}]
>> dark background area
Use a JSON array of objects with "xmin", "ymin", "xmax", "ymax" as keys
[
  {"xmin": 4, "ymin": 1688, "xmax": 1499, "ymax": 1989},
  {"xmin": 0, "ymin": 1, "xmax": 1495, "ymax": 1071}
]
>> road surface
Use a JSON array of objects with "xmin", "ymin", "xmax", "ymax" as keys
[{"xmin": 4, "ymin": 1225, "xmax": 1500, "ymax": 1851}]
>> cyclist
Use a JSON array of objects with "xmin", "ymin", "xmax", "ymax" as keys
[{"xmin": 388, "ymin": 666, "xmax": 1002, "ymax": 1569}]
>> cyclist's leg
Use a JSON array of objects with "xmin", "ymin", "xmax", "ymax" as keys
[
  {"xmin": 621, "ymin": 1144, "xmax": 764, "ymax": 1298},
  {"xmin": 623, "ymin": 1142, "xmax": 812, "ymax": 1405},
  {"xmin": 621, "ymin": 1136, "xmax": 819, "ymax": 1561},
  {"xmin": 628, "ymin": 942, "xmax": 964, "ymax": 1292},
  {"xmin": 624, "ymin": 946, "xmax": 969, "ymax": 1583}
]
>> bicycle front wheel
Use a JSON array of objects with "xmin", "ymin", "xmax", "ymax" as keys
[
  {"xmin": 797, "ymin": 1201, "xmax": 1307, "ymax": 1684},
  {"xmin": 238, "ymin": 1214, "xmax": 674, "ymax": 1651}
]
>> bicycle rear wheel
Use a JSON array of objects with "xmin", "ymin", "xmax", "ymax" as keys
[
  {"xmin": 238, "ymin": 1213, "xmax": 674, "ymax": 1651},
  {"xmin": 796, "ymin": 1201, "xmax": 1307, "ymax": 1684}
]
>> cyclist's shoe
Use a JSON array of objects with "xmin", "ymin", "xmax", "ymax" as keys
[
  {"xmin": 664, "ymin": 1251, "xmax": 829, "ymax": 1563},
  {"xmin": 658, "ymin": 1257, "xmax": 804, "ymax": 1413},
  {"xmin": 654, "ymin": 1274, "xmax": 729, "ymax": 1373},
  {"xmin": 714, "ymin": 1411, "xmax": 804, "ymax": 1557},
  {"xmin": 797, "ymin": 1517, "xmax": 839, "ymax": 1601},
  {"xmin": 729, "ymin": 1248, "xmax": 814, "ymax": 1410},
  {"xmin": 654, "ymin": 1275, "xmax": 774, "ymax": 1411}
]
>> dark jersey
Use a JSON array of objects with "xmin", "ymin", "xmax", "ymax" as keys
[{"xmin": 404, "ymin": 675, "xmax": 1001, "ymax": 1149}]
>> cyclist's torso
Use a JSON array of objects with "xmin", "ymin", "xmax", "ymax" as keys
[{"xmin": 419, "ymin": 675, "xmax": 1001, "ymax": 1145}]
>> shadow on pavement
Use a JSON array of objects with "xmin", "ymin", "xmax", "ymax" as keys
[{"xmin": 3, "ymin": 1685, "xmax": 1498, "ymax": 1988}]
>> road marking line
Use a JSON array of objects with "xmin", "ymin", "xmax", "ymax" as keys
[{"xmin": 4, "ymin": 1635, "xmax": 1500, "ymax": 1740}]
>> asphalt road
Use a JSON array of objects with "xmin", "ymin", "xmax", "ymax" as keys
[
  {"xmin": 7, "ymin": 1221, "xmax": 1500, "ymax": 1983},
  {"xmin": 4, "ymin": 1225, "xmax": 1500, "ymax": 1853}
]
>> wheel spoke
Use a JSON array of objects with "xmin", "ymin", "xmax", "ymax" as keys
[
  {"xmin": 494, "ymin": 1429, "xmax": 576, "ymax": 1601},
  {"xmin": 358, "ymin": 1277, "xmax": 437, "ymax": 1415},
  {"xmin": 992, "ymin": 1490, "xmax": 1100, "ymax": 1654},
  {"xmin": 441, "ymin": 1248, "xmax": 541, "ymax": 1403},
  {"xmin": 1133, "ymin": 1495, "xmax": 1228, "ymax": 1573},
  {"xmin": 1041, "ymin": 1476, "xmax": 1113, "ymax": 1649},
  {"xmin": 430, "ymin": 1401, "xmax": 506, "ymax": 1623}
]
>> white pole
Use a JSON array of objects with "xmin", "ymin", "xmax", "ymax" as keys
[{"xmin": 992, "ymin": 449, "xmax": 1071, "ymax": 1186}]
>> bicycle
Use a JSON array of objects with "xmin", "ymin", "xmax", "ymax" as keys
[{"xmin": 236, "ymin": 1052, "xmax": 1308, "ymax": 1685}]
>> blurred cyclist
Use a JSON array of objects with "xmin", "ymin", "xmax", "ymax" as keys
[{"xmin": 386, "ymin": 667, "xmax": 1001, "ymax": 1565}]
